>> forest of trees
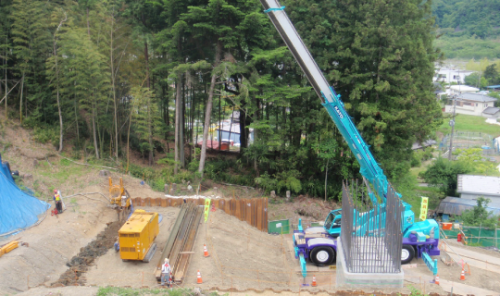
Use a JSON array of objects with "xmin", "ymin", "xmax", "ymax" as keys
[
  {"xmin": 432, "ymin": 0, "xmax": 500, "ymax": 59},
  {"xmin": 0, "ymin": 0, "xmax": 442, "ymax": 199}
]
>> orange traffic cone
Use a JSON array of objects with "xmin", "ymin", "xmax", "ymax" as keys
[
  {"xmin": 197, "ymin": 270, "xmax": 203, "ymax": 284},
  {"xmin": 312, "ymin": 275, "xmax": 317, "ymax": 287},
  {"xmin": 435, "ymin": 274, "xmax": 440, "ymax": 285},
  {"xmin": 203, "ymin": 244, "xmax": 210, "ymax": 257},
  {"xmin": 460, "ymin": 268, "xmax": 465, "ymax": 281}
]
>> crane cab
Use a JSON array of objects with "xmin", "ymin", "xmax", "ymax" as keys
[{"xmin": 324, "ymin": 209, "xmax": 342, "ymax": 237}]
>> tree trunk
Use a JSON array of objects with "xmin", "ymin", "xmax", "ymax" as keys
[
  {"xmin": 180, "ymin": 74, "xmax": 185, "ymax": 168},
  {"xmin": 4, "ymin": 46, "xmax": 7, "ymax": 119},
  {"xmin": 74, "ymin": 99, "xmax": 79, "ymax": 142},
  {"xmin": 198, "ymin": 41, "xmax": 222, "ymax": 175},
  {"xmin": 144, "ymin": 40, "xmax": 150, "ymax": 88},
  {"xmin": 148, "ymin": 95, "xmax": 153, "ymax": 165},
  {"xmin": 56, "ymin": 81, "xmax": 63, "ymax": 152},
  {"xmin": 325, "ymin": 158, "xmax": 329, "ymax": 202},
  {"xmin": 253, "ymin": 98, "xmax": 259, "ymax": 176},
  {"xmin": 174, "ymin": 78, "xmax": 182, "ymax": 175},
  {"xmin": 92, "ymin": 107, "xmax": 99, "ymax": 159},
  {"xmin": 54, "ymin": 32, "xmax": 63, "ymax": 153},
  {"xmin": 126, "ymin": 109, "xmax": 132, "ymax": 173},
  {"xmin": 110, "ymin": 4, "xmax": 118, "ymax": 158},
  {"xmin": 19, "ymin": 73, "xmax": 24, "ymax": 124}
]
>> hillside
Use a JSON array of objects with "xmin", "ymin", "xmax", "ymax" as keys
[
  {"xmin": 433, "ymin": 0, "xmax": 500, "ymax": 39},
  {"xmin": 432, "ymin": 0, "xmax": 500, "ymax": 59}
]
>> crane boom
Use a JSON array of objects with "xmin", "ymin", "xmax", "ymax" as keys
[{"xmin": 260, "ymin": 0, "xmax": 396, "ymax": 205}]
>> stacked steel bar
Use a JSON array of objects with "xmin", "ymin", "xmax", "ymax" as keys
[
  {"xmin": 340, "ymin": 180, "xmax": 404, "ymax": 273},
  {"xmin": 155, "ymin": 203, "xmax": 203, "ymax": 283}
]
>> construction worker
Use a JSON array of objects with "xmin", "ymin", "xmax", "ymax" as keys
[
  {"xmin": 161, "ymin": 258, "xmax": 173, "ymax": 287},
  {"xmin": 53, "ymin": 189, "xmax": 63, "ymax": 214}
]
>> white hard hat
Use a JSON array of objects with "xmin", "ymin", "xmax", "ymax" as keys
[{"xmin": 165, "ymin": 258, "xmax": 169, "ymax": 263}]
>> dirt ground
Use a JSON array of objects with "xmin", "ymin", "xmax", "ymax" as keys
[{"xmin": 85, "ymin": 206, "xmax": 180, "ymax": 288}]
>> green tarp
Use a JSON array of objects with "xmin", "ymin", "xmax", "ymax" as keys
[
  {"xmin": 443, "ymin": 226, "xmax": 499, "ymax": 247},
  {"xmin": 268, "ymin": 219, "xmax": 290, "ymax": 234}
]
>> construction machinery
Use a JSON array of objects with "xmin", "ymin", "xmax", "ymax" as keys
[
  {"xmin": 118, "ymin": 209, "xmax": 159, "ymax": 262},
  {"xmin": 259, "ymin": 0, "xmax": 440, "ymax": 275},
  {"xmin": 109, "ymin": 177, "xmax": 132, "ymax": 221}
]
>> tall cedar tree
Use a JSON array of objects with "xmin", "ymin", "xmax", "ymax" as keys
[{"xmin": 286, "ymin": 0, "xmax": 443, "ymax": 179}]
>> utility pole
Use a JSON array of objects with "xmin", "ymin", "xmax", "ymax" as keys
[
  {"xmin": 448, "ymin": 80, "xmax": 461, "ymax": 160},
  {"xmin": 448, "ymin": 96, "xmax": 456, "ymax": 160}
]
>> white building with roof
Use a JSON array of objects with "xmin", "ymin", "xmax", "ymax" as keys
[
  {"xmin": 444, "ymin": 93, "xmax": 498, "ymax": 117},
  {"xmin": 457, "ymin": 175, "xmax": 500, "ymax": 203},
  {"xmin": 448, "ymin": 85, "xmax": 479, "ymax": 95},
  {"xmin": 433, "ymin": 68, "xmax": 474, "ymax": 84}
]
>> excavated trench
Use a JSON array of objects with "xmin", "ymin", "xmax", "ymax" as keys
[{"xmin": 51, "ymin": 220, "xmax": 122, "ymax": 286}]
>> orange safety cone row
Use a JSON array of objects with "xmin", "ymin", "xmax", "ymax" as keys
[
  {"xmin": 203, "ymin": 244, "xmax": 210, "ymax": 257},
  {"xmin": 435, "ymin": 274, "xmax": 440, "ymax": 285},
  {"xmin": 460, "ymin": 268, "xmax": 465, "ymax": 281},
  {"xmin": 197, "ymin": 270, "xmax": 203, "ymax": 284},
  {"xmin": 311, "ymin": 275, "xmax": 317, "ymax": 287}
]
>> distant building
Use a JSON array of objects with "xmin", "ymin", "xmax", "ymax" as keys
[
  {"xmin": 482, "ymin": 107, "xmax": 500, "ymax": 119},
  {"xmin": 433, "ymin": 68, "xmax": 474, "ymax": 84},
  {"xmin": 444, "ymin": 93, "xmax": 497, "ymax": 116},
  {"xmin": 435, "ymin": 196, "xmax": 500, "ymax": 219},
  {"xmin": 448, "ymin": 85, "xmax": 479, "ymax": 95},
  {"xmin": 457, "ymin": 174, "xmax": 500, "ymax": 203},
  {"xmin": 487, "ymin": 85, "xmax": 500, "ymax": 92}
]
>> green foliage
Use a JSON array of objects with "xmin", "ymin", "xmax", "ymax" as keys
[
  {"xmin": 433, "ymin": 0, "xmax": 500, "ymax": 39},
  {"xmin": 32, "ymin": 123, "xmax": 60, "ymax": 145},
  {"xmin": 422, "ymin": 149, "xmax": 498, "ymax": 197},
  {"xmin": 421, "ymin": 157, "xmax": 472, "ymax": 197},
  {"xmin": 97, "ymin": 286, "xmax": 196, "ymax": 296},
  {"xmin": 130, "ymin": 86, "xmax": 166, "ymax": 161},
  {"xmin": 411, "ymin": 148, "xmax": 434, "ymax": 168},
  {"xmin": 454, "ymin": 148, "xmax": 499, "ymax": 175},
  {"xmin": 298, "ymin": 0, "xmax": 443, "ymax": 178},
  {"xmin": 435, "ymin": 35, "xmax": 500, "ymax": 60},
  {"xmin": 484, "ymin": 64, "xmax": 500, "ymax": 85},
  {"xmin": 461, "ymin": 197, "xmax": 500, "ymax": 229},
  {"xmin": 464, "ymin": 72, "xmax": 489, "ymax": 89}
]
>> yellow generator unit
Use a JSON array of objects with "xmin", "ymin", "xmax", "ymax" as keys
[{"xmin": 118, "ymin": 209, "xmax": 159, "ymax": 262}]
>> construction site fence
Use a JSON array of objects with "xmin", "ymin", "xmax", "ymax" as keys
[
  {"xmin": 442, "ymin": 226, "xmax": 500, "ymax": 248},
  {"xmin": 131, "ymin": 197, "xmax": 268, "ymax": 232}
]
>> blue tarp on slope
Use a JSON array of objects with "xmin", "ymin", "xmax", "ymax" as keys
[{"xmin": 0, "ymin": 153, "xmax": 50, "ymax": 235}]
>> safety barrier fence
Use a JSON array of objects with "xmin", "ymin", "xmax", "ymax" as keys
[
  {"xmin": 442, "ymin": 226, "xmax": 499, "ymax": 248},
  {"xmin": 132, "ymin": 197, "xmax": 268, "ymax": 232}
]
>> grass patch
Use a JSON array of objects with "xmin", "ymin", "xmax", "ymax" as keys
[
  {"xmin": 438, "ymin": 114, "xmax": 500, "ymax": 137},
  {"xmin": 37, "ymin": 159, "xmax": 89, "ymax": 184},
  {"xmin": 96, "ymin": 287, "xmax": 215, "ymax": 296}
]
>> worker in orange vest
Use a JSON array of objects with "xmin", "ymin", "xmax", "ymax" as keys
[{"xmin": 53, "ymin": 189, "xmax": 63, "ymax": 214}]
